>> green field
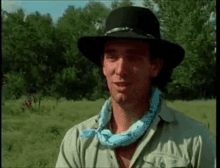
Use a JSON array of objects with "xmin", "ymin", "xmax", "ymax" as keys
[{"xmin": 2, "ymin": 96, "xmax": 216, "ymax": 167}]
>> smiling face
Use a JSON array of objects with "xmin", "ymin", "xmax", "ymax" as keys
[{"xmin": 102, "ymin": 39, "xmax": 163, "ymax": 105}]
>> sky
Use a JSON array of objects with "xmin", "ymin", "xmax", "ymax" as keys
[
  {"xmin": 2, "ymin": 0, "xmax": 159, "ymax": 25},
  {"xmin": 2, "ymin": 0, "xmax": 215, "ymax": 26}
]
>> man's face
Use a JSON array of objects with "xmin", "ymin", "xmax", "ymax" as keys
[{"xmin": 102, "ymin": 40, "xmax": 163, "ymax": 105}]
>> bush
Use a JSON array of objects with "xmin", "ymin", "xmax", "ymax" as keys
[{"xmin": 3, "ymin": 73, "xmax": 28, "ymax": 100}]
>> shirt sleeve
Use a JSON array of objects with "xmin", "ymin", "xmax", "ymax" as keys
[
  {"xmin": 55, "ymin": 127, "xmax": 82, "ymax": 168},
  {"xmin": 192, "ymin": 127, "xmax": 216, "ymax": 168}
]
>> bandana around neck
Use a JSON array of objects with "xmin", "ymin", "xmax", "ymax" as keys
[{"xmin": 79, "ymin": 87, "xmax": 162, "ymax": 148}]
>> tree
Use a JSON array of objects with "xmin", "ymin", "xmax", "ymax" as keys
[
  {"xmin": 54, "ymin": 0, "xmax": 113, "ymax": 100},
  {"xmin": 142, "ymin": 0, "xmax": 155, "ymax": 12},
  {"xmin": 111, "ymin": 0, "xmax": 135, "ymax": 10},
  {"xmin": 144, "ymin": 0, "xmax": 216, "ymax": 99},
  {"xmin": 2, "ymin": 8, "xmax": 67, "ymax": 99}
]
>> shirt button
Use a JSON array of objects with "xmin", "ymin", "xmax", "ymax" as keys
[{"xmin": 160, "ymin": 162, "xmax": 166, "ymax": 168}]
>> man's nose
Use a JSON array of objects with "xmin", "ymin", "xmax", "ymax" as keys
[{"xmin": 115, "ymin": 57, "xmax": 129, "ymax": 76}]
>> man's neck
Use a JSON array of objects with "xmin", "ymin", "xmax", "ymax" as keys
[{"xmin": 110, "ymin": 94, "xmax": 150, "ymax": 133}]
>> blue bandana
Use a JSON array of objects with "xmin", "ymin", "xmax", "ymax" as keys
[{"xmin": 79, "ymin": 87, "xmax": 162, "ymax": 148}]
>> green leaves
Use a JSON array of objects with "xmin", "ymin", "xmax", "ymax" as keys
[
  {"xmin": 148, "ymin": 0, "xmax": 216, "ymax": 99},
  {"xmin": 2, "ymin": 73, "xmax": 28, "ymax": 100},
  {"xmin": 114, "ymin": 0, "xmax": 134, "ymax": 8},
  {"xmin": 3, "ymin": 1, "xmax": 215, "ymax": 101}
]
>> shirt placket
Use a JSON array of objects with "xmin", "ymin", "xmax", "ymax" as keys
[
  {"xmin": 129, "ymin": 115, "xmax": 161, "ymax": 168},
  {"xmin": 108, "ymin": 148, "xmax": 120, "ymax": 168},
  {"xmin": 104, "ymin": 113, "xmax": 161, "ymax": 168}
]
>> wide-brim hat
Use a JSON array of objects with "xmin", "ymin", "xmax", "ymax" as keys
[{"xmin": 77, "ymin": 6, "xmax": 185, "ymax": 70}]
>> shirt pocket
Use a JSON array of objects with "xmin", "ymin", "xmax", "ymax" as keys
[{"xmin": 142, "ymin": 153, "xmax": 191, "ymax": 168}]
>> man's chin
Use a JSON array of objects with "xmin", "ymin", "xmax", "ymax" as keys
[
  {"xmin": 111, "ymin": 89, "xmax": 148, "ymax": 106},
  {"xmin": 111, "ymin": 92, "xmax": 133, "ymax": 104}
]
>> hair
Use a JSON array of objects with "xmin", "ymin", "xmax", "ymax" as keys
[{"xmin": 100, "ymin": 40, "xmax": 173, "ymax": 96}]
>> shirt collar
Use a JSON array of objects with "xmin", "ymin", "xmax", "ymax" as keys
[
  {"xmin": 92, "ymin": 97, "xmax": 176, "ymax": 129},
  {"xmin": 158, "ymin": 98, "xmax": 175, "ymax": 123}
]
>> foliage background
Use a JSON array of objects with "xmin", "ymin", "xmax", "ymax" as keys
[{"xmin": 2, "ymin": 0, "xmax": 216, "ymax": 102}]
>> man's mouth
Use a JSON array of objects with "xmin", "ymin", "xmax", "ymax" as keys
[{"xmin": 115, "ymin": 82, "xmax": 132, "ymax": 87}]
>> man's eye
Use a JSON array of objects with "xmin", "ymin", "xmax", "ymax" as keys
[
  {"xmin": 107, "ymin": 55, "xmax": 115, "ymax": 58},
  {"xmin": 106, "ymin": 55, "xmax": 117, "ymax": 61}
]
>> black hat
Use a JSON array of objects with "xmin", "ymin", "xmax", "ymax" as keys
[{"xmin": 77, "ymin": 6, "xmax": 185, "ymax": 69}]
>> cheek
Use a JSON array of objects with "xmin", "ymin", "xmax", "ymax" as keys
[
  {"xmin": 133, "ymin": 66, "xmax": 151, "ymax": 78},
  {"xmin": 103, "ymin": 62, "xmax": 109, "ymax": 76},
  {"xmin": 103, "ymin": 66, "xmax": 113, "ymax": 82}
]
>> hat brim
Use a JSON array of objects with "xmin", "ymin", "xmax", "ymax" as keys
[{"xmin": 77, "ymin": 31, "xmax": 185, "ymax": 69}]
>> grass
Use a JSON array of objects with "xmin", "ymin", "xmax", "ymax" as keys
[{"xmin": 2, "ymin": 96, "xmax": 216, "ymax": 167}]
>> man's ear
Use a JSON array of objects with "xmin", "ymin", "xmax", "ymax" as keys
[
  {"xmin": 101, "ymin": 54, "xmax": 106, "ymax": 76},
  {"xmin": 151, "ymin": 59, "xmax": 163, "ymax": 78},
  {"xmin": 102, "ymin": 60, "xmax": 107, "ymax": 77},
  {"xmin": 103, "ymin": 66, "xmax": 106, "ymax": 77}
]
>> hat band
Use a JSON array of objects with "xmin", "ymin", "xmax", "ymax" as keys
[{"xmin": 104, "ymin": 27, "xmax": 155, "ymax": 39}]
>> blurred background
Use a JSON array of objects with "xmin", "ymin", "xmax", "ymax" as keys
[{"xmin": 2, "ymin": 0, "xmax": 216, "ymax": 102}]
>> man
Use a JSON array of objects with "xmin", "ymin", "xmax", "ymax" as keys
[{"xmin": 56, "ymin": 7, "xmax": 216, "ymax": 168}]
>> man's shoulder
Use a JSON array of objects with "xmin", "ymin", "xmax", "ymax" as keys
[
  {"xmin": 166, "ymin": 104, "xmax": 213, "ymax": 138},
  {"xmin": 66, "ymin": 113, "xmax": 100, "ymax": 135},
  {"xmin": 75, "ymin": 113, "xmax": 100, "ymax": 130}
]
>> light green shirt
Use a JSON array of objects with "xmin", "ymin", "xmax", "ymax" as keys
[{"xmin": 56, "ymin": 98, "xmax": 216, "ymax": 168}]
